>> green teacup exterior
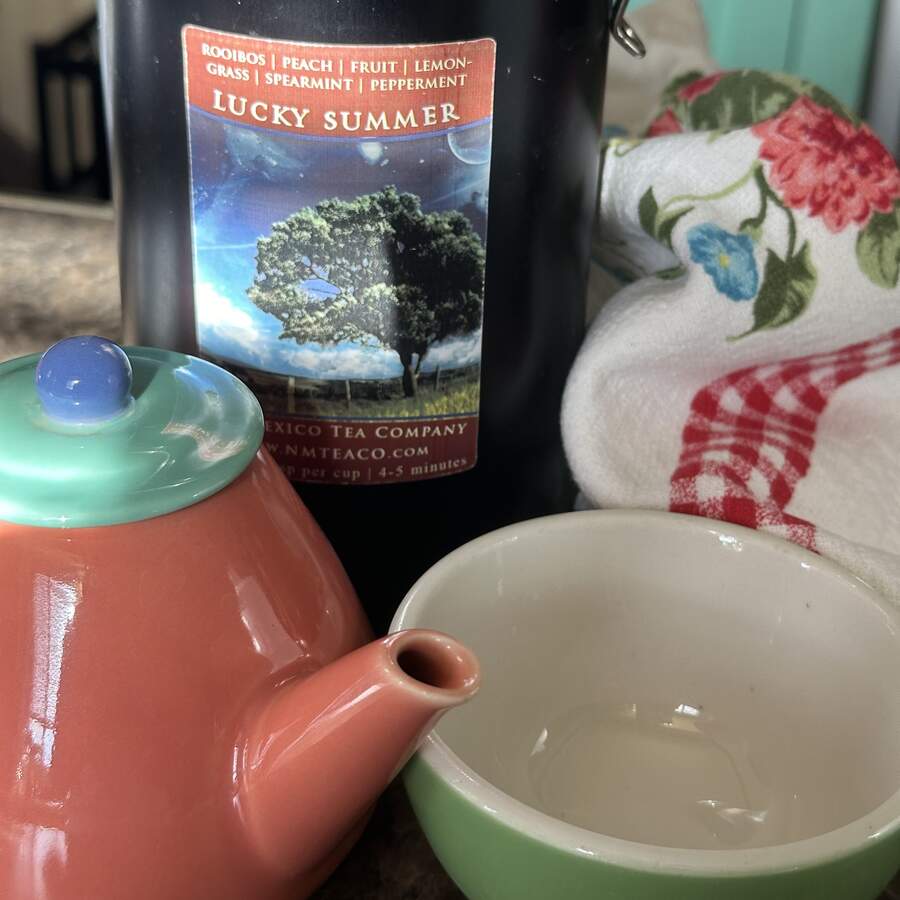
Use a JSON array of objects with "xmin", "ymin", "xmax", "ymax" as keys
[
  {"xmin": 405, "ymin": 755, "xmax": 900, "ymax": 900},
  {"xmin": 394, "ymin": 512, "xmax": 900, "ymax": 900}
]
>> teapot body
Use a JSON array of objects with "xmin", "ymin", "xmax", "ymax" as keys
[{"xmin": 0, "ymin": 450, "xmax": 371, "ymax": 900}]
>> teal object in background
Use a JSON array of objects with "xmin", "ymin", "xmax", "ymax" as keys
[
  {"xmin": 0, "ymin": 345, "xmax": 264, "ymax": 528},
  {"xmin": 629, "ymin": 0, "xmax": 880, "ymax": 113}
]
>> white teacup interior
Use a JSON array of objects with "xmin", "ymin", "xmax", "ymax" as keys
[{"xmin": 402, "ymin": 513, "xmax": 900, "ymax": 850}]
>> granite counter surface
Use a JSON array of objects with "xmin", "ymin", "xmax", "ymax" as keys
[
  {"xmin": 0, "ymin": 198, "xmax": 121, "ymax": 361},
  {"xmin": 1, "ymin": 195, "xmax": 898, "ymax": 900}
]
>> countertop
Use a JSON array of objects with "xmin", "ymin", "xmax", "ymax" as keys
[
  {"xmin": 1, "ymin": 194, "xmax": 898, "ymax": 900},
  {"xmin": 0, "ymin": 195, "xmax": 120, "ymax": 361}
]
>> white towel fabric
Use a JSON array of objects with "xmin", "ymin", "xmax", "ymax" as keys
[{"xmin": 563, "ymin": 69, "xmax": 900, "ymax": 602}]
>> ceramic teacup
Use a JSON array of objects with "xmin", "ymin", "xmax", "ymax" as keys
[{"xmin": 392, "ymin": 510, "xmax": 900, "ymax": 899}]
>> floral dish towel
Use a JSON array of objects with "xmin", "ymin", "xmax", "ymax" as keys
[{"xmin": 563, "ymin": 69, "xmax": 900, "ymax": 602}]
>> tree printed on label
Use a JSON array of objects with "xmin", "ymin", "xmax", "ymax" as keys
[{"xmin": 248, "ymin": 186, "xmax": 485, "ymax": 398}]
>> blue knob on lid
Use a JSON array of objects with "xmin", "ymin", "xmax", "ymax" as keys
[{"xmin": 35, "ymin": 335, "xmax": 133, "ymax": 424}]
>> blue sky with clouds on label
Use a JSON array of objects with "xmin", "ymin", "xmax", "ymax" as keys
[{"xmin": 188, "ymin": 108, "xmax": 492, "ymax": 379}]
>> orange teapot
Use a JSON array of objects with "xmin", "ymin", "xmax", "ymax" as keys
[{"xmin": 0, "ymin": 337, "xmax": 478, "ymax": 900}]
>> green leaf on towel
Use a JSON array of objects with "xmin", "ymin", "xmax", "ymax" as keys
[
  {"xmin": 638, "ymin": 187, "xmax": 658, "ymax": 238},
  {"xmin": 638, "ymin": 187, "xmax": 692, "ymax": 253},
  {"xmin": 689, "ymin": 71, "xmax": 797, "ymax": 132},
  {"xmin": 660, "ymin": 70, "xmax": 705, "ymax": 107},
  {"xmin": 657, "ymin": 207, "xmax": 692, "ymax": 250},
  {"xmin": 856, "ymin": 201, "xmax": 900, "ymax": 289},
  {"xmin": 655, "ymin": 265, "xmax": 687, "ymax": 280},
  {"xmin": 740, "ymin": 243, "xmax": 817, "ymax": 337}
]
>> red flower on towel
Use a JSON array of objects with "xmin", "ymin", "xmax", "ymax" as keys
[
  {"xmin": 677, "ymin": 72, "xmax": 724, "ymax": 102},
  {"xmin": 647, "ymin": 108, "xmax": 682, "ymax": 138},
  {"xmin": 752, "ymin": 97, "xmax": 900, "ymax": 232}
]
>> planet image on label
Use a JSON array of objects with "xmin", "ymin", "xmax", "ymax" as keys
[
  {"xmin": 447, "ymin": 122, "xmax": 492, "ymax": 166},
  {"xmin": 358, "ymin": 141, "xmax": 385, "ymax": 165},
  {"xmin": 225, "ymin": 127, "xmax": 307, "ymax": 179}
]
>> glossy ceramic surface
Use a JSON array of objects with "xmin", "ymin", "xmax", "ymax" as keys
[
  {"xmin": 0, "ymin": 344, "xmax": 263, "ymax": 527},
  {"xmin": 394, "ymin": 511, "xmax": 900, "ymax": 899},
  {"xmin": 0, "ymin": 448, "xmax": 478, "ymax": 900},
  {"xmin": 35, "ymin": 336, "xmax": 133, "ymax": 423}
]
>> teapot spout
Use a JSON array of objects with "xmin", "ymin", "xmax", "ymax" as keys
[{"xmin": 235, "ymin": 629, "xmax": 479, "ymax": 877}]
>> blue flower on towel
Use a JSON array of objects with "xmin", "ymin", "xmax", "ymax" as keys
[{"xmin": 687, "ymin": 223, "xmax": 759, "ymax": 300}]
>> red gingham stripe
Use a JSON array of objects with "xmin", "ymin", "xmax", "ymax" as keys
[{"xmin": 669, "ymin": 328, "xmax": 900, "ymax": 550}]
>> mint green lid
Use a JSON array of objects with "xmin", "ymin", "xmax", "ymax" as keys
[{"xmin": 0, "ymin": 340, "xmax": 264, "ymax": 528}]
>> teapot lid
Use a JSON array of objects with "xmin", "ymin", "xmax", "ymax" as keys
[{"xmin": 0, "ymin": 336, "xmax": 264, "ymax": 528}]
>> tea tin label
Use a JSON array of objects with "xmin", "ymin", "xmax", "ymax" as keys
[{"xmin": 182, "ymin": 25, "xmax": 495, "ymax": 484}]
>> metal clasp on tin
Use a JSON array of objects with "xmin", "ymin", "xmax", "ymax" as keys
[{"xmin": 610, "ymin": 0, "xmax": 647, "ymax": 58}]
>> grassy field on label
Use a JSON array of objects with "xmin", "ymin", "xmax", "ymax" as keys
[
  {"xmin": 209, "ymin": 355, "xmax": 481, "ymax": 419},
  {"xmin": 303, "ymin": 380, "xmax": 480, "ymax": 418}
]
